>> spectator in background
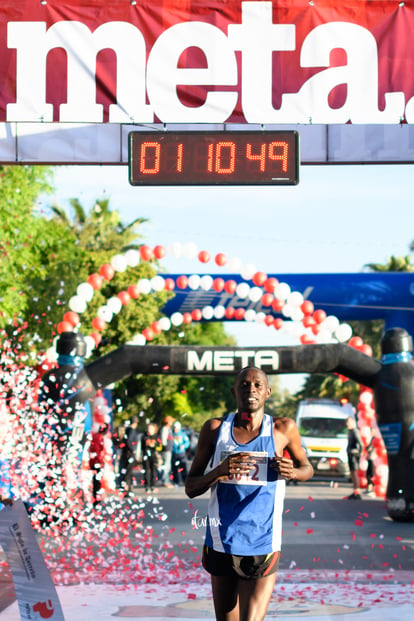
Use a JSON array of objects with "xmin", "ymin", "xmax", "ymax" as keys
[
  {"xmin": 364, "ymin": 427, "xmax": 375, "ymax": 496},
  {"xmin": 346, "ymin": 416, "xmax": 363, "ymax": 499},
  {"xmin": 141, "ymin": 422, "xmax": 161, "ymax": 493},
  {"xmin": 112, "ymin": 423, "xmax": 125, "ymax": 479},
  {"xmin": 159, "ymin": 415, "xmax": 174, "ymax": 488},
  {"xmin": 171, "ymin": 421, "xmax": 190, "ymax": 487},
  {"xmin": 89, "ymin": 423, "xmax": 109, "ymax": 507},
  {"xmin": 118, "ymin": 416, "xmax": 139, "ymax": 495}
]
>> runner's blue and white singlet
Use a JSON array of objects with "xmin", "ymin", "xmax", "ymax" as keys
[{"xmin": 205, "ymin": 413, "xmax": 286, "ymax": 556}]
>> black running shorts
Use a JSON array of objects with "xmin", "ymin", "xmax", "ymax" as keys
[{"xmin": 202, "ymin": 544, "xmax": 279, "ymax": 580}]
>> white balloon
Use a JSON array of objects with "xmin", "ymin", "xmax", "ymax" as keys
[
  {"xmin": 138, "ymin": 278, "xmax": 152, "ymax": 294},
  {"xmin": 111, "ymin": 254, "xmax": 127, "ymax": 272},
  {"xmin": 107, "ymin": 296, "xmax": 123, "ymax": 314},
  {"xmin": 200, "ymin": 275, "xmax": 213, "ymax": 291},
  {"xmin": 171, "ymin": 312, "xmax": 183, "ymax": 326},
  {"xmin": 245, "ymin": 309, "xmax": 257, "ymax": 322},
  {"xmin": 282, "ymin": 305, "xmax": 293, "ymax": 318},
  {"xmin": 287, "ymin": 291, "xmax": 304, "ymax": 307},
  {"xmin": 188, "ymin": 274, "xmax": 201, "ymax": 290},
  {"xmin": 84, "ymin": 335, "xmax": 96, "ymax": 358},
  {"xmin": 241, "ymin": 263, "xmax": 256, "ymax": 280},
  {"xmin": 202, "ymin": 306, "xmax": 214, "ymax": 320},
  {"xmin": 227, "ymin": 257, "xmax": 242, "ymax": 272},
  {"xmin": 290, "ymin": 308, "xmax": 304, "ymax": 322},
  {"xmin": 158, "ymin": 317, "xmax": 171, "ymax": 331},
  {"xmin": 77, "ymin": 282, "xmax": 94, "ymax": 302},
  {"xmin": 168, "ymin": 242, "xmax": 182, "ymax": 258},
  {"xmin": 335, "ymin": 323, "xmax": 353, "ymax": 342},
  {"xmin": 248, "ymin": 287, "xmax": 263, "ymax": 302},
  {"xmin": 183, "ymin": 241, "xmax": 198, "ymax": 259},
  {"xmin": 359, "ymin": 390, "xmax": 373, "ymax": 405},
  {"xmin": 69, "ymin": 295, "xmax": 87, "ymax": 313},
  {"xmin": 322, "ymin": 315, "xmax": 340, "ymax": 332},
  {"xmin": 274, "ymin": 282, "xmax": 291, "ymax": 301},
  {"xmin": 151, "ymin": 275, "xmax": 165, "ymax": 291},
  {"xmin": 128, "ymin": 333, "xmax": 146, "ymax": 345},
  {"xmin": 214, "ymin": 305, "xmax": 225, "ymax": 319},
  {"xmin": 97, "ymin": 305, "xmax": 113, "ymax": 323},
  {"xmin": 124, "ymin": 248, "xmax": 140, "ymax": 267},
  {"xmin": 317, "ymin": 330, "xmax": 335, "ymax": 344},
  {"xmin": 236, "ymin": 283, "xmax": 250, "ymax": 299},
  {"xmin": 255, "ymin": 312, "xmax": 266, "ymax": 324},
  {"xmin": 45, "ymin": 347, "xmax": 58, "ymax": 363}
]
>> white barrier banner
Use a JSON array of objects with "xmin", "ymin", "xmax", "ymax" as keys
[{"xmin": 0, "ymin": 500, "xmax": 65, "ymax": 621}]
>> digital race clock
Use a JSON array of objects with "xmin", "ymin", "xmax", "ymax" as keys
[{"xmin": 128, "ymin": 130, "xmax": 299, "ymax": 186}]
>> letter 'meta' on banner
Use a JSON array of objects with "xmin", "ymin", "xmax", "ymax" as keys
[
  {"xmin": 0, "ymin": 1, "xmax": 413, "ymax": 125},
  {"xmin": 0, "ymin": 501, "xmax": 65, "ymax": 621},
  {"xmin": 187, "ymin": 349, "xmax": 279, "ymax": 372}
]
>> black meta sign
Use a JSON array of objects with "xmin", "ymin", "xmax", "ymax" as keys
[{"xmin": 128, "ymin": 131, "xmax": 299, "ymax": 186}]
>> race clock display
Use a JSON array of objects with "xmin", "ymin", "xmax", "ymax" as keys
[{"xmin": 128, "ymin": 130, "xmax": 299, "ymax": 186}]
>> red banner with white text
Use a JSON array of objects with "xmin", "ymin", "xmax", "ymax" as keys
[{"xmin": 1, "ymin": 0, "xmax": 414, "ymax": 126}]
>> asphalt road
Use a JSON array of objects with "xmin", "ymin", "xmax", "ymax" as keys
[{"xmin": 140, "ymin": 479, "xmax": 414, "ymax": 572}]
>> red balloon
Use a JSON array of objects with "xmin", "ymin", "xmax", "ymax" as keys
[
  {"xmin": 374, "ymin": 485, "xmax": 386, "ymax": 498},
  {"xmin": 301, "ymin": 300, "xmax": 314, "ymax": 316},
  {"xmin": 151, "ymin": 321, "xmax": 162, "ymax": 334},
  {"xmin": 252, "ymin": 271, "xmax": 267, "ymax": 287},
  {"xmin": 127, "ymin": 285, "xmax": 140, "ymax": 299},
  {"xmin": 261, "ymin": 293, "xmax": 274, "ymax": 307},
  {"xmin": 92, "ymin": 316, "xmax": 106, "ymax": 331},
  {"xmin": 213, "ymin": 277, "xmax": 225, "ymax": 292},
  {"xmin": 234, "ymin": 308, "xmax": 245, "ymax": 321},
  {"xmin": 153, "ymin": 245, "xmax": 166, "ymax": 259},
  {"xmin": 90, "ymin": 331, "xmax": 102, "ymax": 346},
  {"xmin": 192, "ymin": 309, "xmax": 202, "ymax": 321},
  {"xmin": 57, "ymin": 321, "xmax": 73, "ymax": 334},
  {"xmin": 87, "ymin": 273, "xmax": 104, "ymax": 289},
  {"xmin": 300, "ymin": 334, "xmax": 315, "ymax": 344},
  {"xmin": 311, "ymin": 324, "xmax": 320, "ymax": 335},
  {"xmin": 164, "ymin": 278, "xmax": 175, "ymax": 291},
  {"xmin": 273, "ymin": 318, "xmax": 284, "ymax": 330},
  {"xmin": 118, "ymin": 290, "xmax": 131, "ymax": 306},
  {"xmin": 225, "ymin": 307, "xmax": 235, "ymax": 320},
  {"xmin": 198, "ymin": 250, "xmax": 210, "ymax": 263},
  {"xmin": 272, "ymin": 299, "xmax": 284, "ymax": 313},
  {"xmin": 349, "ymin": 336, "xmax": 364, "ymax": 349},
  {"xmin": 264, "ymin": 277, "xmax": 278, "ymax": 293},
  {"xmin": 224, "ymin": 280, "xmax": 237, "ymax": 294},
  {"xmin": 63, "ymin": 311, "xmax": 80, "ymax": 327},
  {"xmin": 99, "ymin": 263, "xmax": 115, "ymax": 281},
  {"xmin": 142, "ymin": 327, "xmax": 154, "ymax": 341},
  {"xmin": 264, "ymin": 314, "xmax": 274, "ymax": 326},
  {"xmin": 313, "ymin": 309, "xmax": 327, "ymax": 324},
  {"xmin": 182, "ymin": 312, "xmax": 193, "ymax": 324},
  {"xmin": 176, "ymin": 275, "xmax": 188, "ymax": 289},
  {"xmin": 360, "ymin": 344, "xmax": 373, "ymax": 357},
  {"xmin": 215, "ymin": 252, "xmax": 227, "ymax": 267},
  {"xmin": 140, "ymin": 245, "xmax": 153, "ymax": 261},
  {"xmin": 302, "ymin": 315, "xmax": 316, "ymax": 328}
]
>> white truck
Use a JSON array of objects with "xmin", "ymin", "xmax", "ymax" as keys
[{"xmin": 296, "ymin": 398, "xmax": 356, "ymax": 478}]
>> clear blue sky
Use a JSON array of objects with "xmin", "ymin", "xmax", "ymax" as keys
[{"xmin": 47, "ymin": 163, "xmax": 413, "ymax": 392}]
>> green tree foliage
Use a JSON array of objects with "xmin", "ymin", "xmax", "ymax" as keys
[{"xmin": 0, "ymin": 165, "xmax": 55, "ymax": 329}]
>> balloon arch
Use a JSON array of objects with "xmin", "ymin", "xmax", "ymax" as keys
[{"xmin": 52, "ymin": 241, "xmax": 388, "ymax": 498}]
